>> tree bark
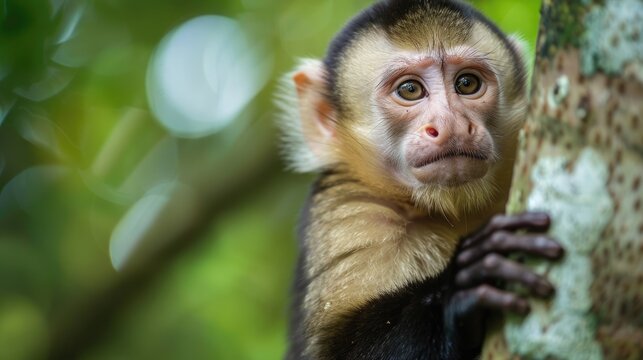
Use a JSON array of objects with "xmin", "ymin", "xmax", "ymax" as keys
[{"xmin": 481, "ymin": 0, "xmax": 643, "ymax": 359}]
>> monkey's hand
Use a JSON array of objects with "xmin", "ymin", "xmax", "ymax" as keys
[{"xmin": 444, "ymin": 212, "xmax": 564, "ymax": 355}]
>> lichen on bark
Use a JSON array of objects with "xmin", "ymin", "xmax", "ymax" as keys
[{"xmin": 504, "ymin": 148, "xmax": 611, "ymax": 360}]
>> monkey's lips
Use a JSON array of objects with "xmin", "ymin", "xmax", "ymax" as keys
[
  {"xmin": 410, "ymin": 149, "xmax": 488, "ymax": 168},
  {"xmin": 408, "ymin": 150, "xmax": 490, "ymax": 186}
]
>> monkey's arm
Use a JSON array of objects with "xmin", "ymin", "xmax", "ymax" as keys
[{"xmin": 306, "ymin": 212, "xmax": 563, "ymax": 360}]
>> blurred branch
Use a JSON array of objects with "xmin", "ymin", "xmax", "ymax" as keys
[{"xmin": 47, "ymin": 118, "xmax": 282, "ymax": 359}]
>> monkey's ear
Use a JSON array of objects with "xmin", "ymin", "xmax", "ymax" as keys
[
  {"xmin": 292, "ymin": 60, "xmax": 336, "ymax": 141},
  {"xmin": 277, "ymin": 59, "xmax": 337, "ymax": 172},
  {"xmin": 507, "ymin": 34, "xmax": 529, "ymax": 61}
]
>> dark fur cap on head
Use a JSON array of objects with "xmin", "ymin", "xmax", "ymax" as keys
[{"xmin": 323, "ymin": 0, "xmax": 524, "ymax": 112}]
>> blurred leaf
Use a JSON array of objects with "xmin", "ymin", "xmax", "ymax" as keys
[
  {"xmin": 51, "ymin": 36, "xmax": 91, "ymax": 68},
  {"xmin": 51, "ymin": 0, "xmax": 85, "ymax": 45},
  {"xmin": 109, "ymin": 182, "xmax": 177, "ymax": 271},
  {"xmin": 13, "ymin": 66, "xmax": 74, "ymax": 102},
  {"xmin": 118, "ymin": 136, "xmax": 179, "ymax": 197},
  {"xmin": 49, "ymin": 0, "xmax": 65, "ymax": 16},
  {"xmin": 16, "ymin": 107, "xmax": 71, "ymax": 158},
  {"xmin": 0, "ymin": 165, "xmax": 69, "ymax": 217},
  {"xmin": 80, "ymin": 170, "xmax": 133, "ymax": 206},
  {"xmin": 0, "ymin": 97, "xmax": 16, "ymax": 125},
  {"xmin": 84, "ymin": 108, "xmax": 167, "ymax": 204},
  {"xmin": 52, "ymin": 7, "xmax": 131, "ymax": 69}
]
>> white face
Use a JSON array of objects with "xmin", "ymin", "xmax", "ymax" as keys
[{"xmin": 370, "ymin": 47, "xmax": 500, "ymax": 188}]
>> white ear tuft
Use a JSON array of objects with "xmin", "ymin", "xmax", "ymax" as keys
[
  {"xmin": 275, "ymin": 59, "xmax": 337, "ymax": 173},
  {"xmin": 507, "ymin": 34, "xmax": 531, "ymax": 68}
]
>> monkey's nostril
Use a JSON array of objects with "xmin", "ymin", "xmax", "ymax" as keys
[
  {"xmin": 426, "ymin": 127, "xmax": 439, "ymax": 137},
  {"xmin": 468, "ymin": 123, "xmax": 474, "ymax": 135}
]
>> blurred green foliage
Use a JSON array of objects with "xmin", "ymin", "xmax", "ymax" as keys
[{"xmin": 0, "ymin": 0, "xmax": 541, "ymax": 359}]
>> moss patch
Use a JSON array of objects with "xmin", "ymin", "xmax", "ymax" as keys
[{"xmin": 581, "ymin": 0, "xmax": 643, "ymax": 75}]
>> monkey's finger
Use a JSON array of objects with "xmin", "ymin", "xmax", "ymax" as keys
[
  {"xmin": 461, "ymin": 212, "xmax": 551, "ymax": 248},
  {"xmin": 456, "ymin": 232, "xmax": 563, "ymax": 267},
  {"xmin": 451, "ymin": 285, "xmax": 530, "ymax": 317},
  {"xmin": 455, "ymin": 254, "xmax": 554, "ymax": 297}
]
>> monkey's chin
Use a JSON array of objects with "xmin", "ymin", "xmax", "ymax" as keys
[
  {"xmin": 410, "ymin": 175, "xmax": 498, "ymax": 219},
  {"xmin": 409, "ymin": 157, "xmax": 489, "ymax": 187}
]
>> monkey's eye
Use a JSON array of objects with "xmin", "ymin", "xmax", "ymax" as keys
[
  {"xmin": 396, "ymin": 80, "xmax": 425, "ymax": 101},
  {"xmin": 455, "ymin": 74, "xmax": 481, "ymax": 95}
]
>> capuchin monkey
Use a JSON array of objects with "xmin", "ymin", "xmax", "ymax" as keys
[{"xmin": 278, "ymin": 1, "xmax": 564, "ymax": 359}]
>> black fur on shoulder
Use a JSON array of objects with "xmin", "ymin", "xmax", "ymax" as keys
[{"xmin": 315, "ymin": 265, "xmax": 478, "ymax": 360}]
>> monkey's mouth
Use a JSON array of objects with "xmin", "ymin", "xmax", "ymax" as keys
[{"xmin": 411, "ymin": 149, "xmax": 488, "ymax": 168}]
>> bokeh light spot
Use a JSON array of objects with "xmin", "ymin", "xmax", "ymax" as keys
[{"xmin": 146, "ymin": 15, "xmax": 271, "ymax": 138}]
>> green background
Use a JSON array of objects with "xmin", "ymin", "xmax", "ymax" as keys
[{"xmin": 0, "ymin": 1, "xmax": 541, "ymax": 359}]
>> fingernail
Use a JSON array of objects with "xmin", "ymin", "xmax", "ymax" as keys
[
  {"xmin": 545, "ymin": 244, "xmax": 563, "ymax": 257},
  {"xmin": 539, "ymin": 281, "xmax": 554, "ymax": 296},
  {"xmin": 532, "ymin": 212, "xmax": 550, "ymax": 225},
  {"xmin": 555, "ymin": 246, "xmax": 565, "ymax": 256}
]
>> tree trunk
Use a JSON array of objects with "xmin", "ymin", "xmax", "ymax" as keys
[{"xmin": 481, "ymin": 0, "xmax": 643, "ymax": 359}]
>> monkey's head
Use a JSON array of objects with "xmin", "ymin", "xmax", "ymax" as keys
[{"xmin": 280, "ymin": 0, "xmax": 528, "ymax": 217}]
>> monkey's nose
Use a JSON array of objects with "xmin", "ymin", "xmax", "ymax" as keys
[
  {"xmin": 420, "ymin": 124, "xmax": 451, "ymax": 145},
  {"xmin": 426, "ymin": 126, "xmax": 439, "ymax": 138}
]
